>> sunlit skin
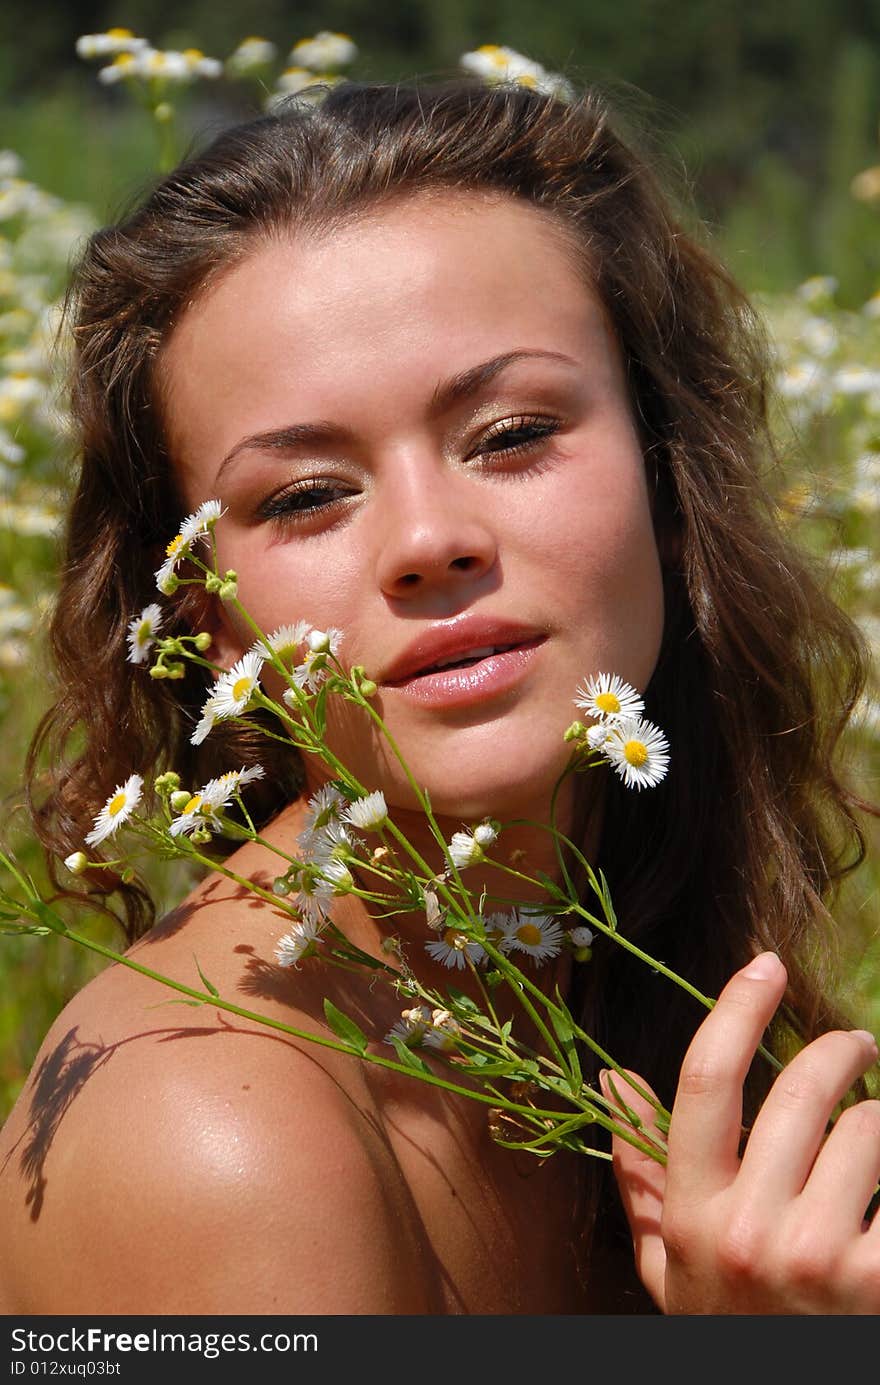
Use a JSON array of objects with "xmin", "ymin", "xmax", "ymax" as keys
[
  {"xmin": 162, "ymin": 190, "xmax": 665, "ymax": 956},
  {"xmin": 1, "ymin": 189, "xmax": 879, "ymax": 1319}
]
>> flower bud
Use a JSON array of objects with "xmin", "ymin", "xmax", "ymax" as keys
[
  {"xmin": 359, "ymin": 679, "xmax": 378, "ymax": 698},
  {"xmin": 218, "ymin": 579, "xmax": 238, "ymax": 600},
  {"xmin": 194, "ymin": 631, "xmax": 212, "ymax": 651},
  {"xmin": 204, "ymin": 573, "xmax": 223, "ymax": 593},
  {"xmin": 63, "ymin": 851, "xmax": 89, "ymax": 875},
  {"xmin": 154, "ymin": 771, "xmax": 181, "ymax": 794},
  {"xmin": 564, "ymin": 720, "xmax": 585, "ymax": 742},
  {"xmin": 170, "ymin": 790, "xmax": 192, "ymax": 812},
  {"xmin": 272, "ymin": 876, "xmax": 291, "ymax": 896},
  {"xmin": 149, "ymin": 665, "xmax": 168, "ymax": 679}
]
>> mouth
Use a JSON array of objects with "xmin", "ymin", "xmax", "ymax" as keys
[
  {"xmin": 381, "ymin": 634, "xmax": 547, "ymax": 708},
  {"xmin": 394, "ymin": 641, "xmax": 535, "ymax": 682}
]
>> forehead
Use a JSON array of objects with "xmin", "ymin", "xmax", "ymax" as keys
[
  {"xmin": 160, "ymin": 190, "xmax": 615, "ymax": 459},
  {"xmin": 171, "ymin": 188, "xmax": 593, "ymax": 344}
]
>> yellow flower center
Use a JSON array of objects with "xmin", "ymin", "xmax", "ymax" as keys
[
  {"xmin": 108, "ymin": 791, "xmax": 127, "ymax": 817},
  {"xmin": 183, "ymin": 794, "xmax": 202, "ymax": 814},
  {"xmin": 623, "ymin": 739, "xmax": 649, "ymax": 767},
  {"xmin": 165, "ymin": 533, "xmax": 184, "ymax": 558},
  {"xmin": 113, "ymin": 53, "xmax": 136, "ymax": 68},
  {"xmin": 442, "ymin": 928, "xmax": 467, "ymax": 949},
  {"xmin": 595, "ymin": 691, "xmax": 621, "ymax": 714},
  {"xmin": 232, "ymin": 675, "xmax": 252, "ymax": 701},
  {"xmin": 108, "ymin": 27, "xmax": 135, "ymax": 38},
  {"xmin": 516, "ymin": 922, "xmax": 543, "ymax": 947}
]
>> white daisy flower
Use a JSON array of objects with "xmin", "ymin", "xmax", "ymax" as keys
[
  {"xmin": 423, "ymin": 1009, "xmax": 463, "ymax": 1052},
  {"xmin": 447, "ymin": 829, "xmax": 486, "ymax": 869},
  {"xmin": 568, "ymin": 926, "xmax": 594, "ymax": 948},
  {"xmin": 178, "ymin": 498, "xmax": 224, "ymax": 545},
  {"xmin": 313, "ymin": 855, "xmax": 354, "ymax": 898},
  {"xmin": 155, "ymin": 533, "xmax": 188, "ymax": 593},
  {"xmin": 341, "ymin": 790, "xmax": 388, "ymax": 832},
  {"xmin": 209, "ymin": 650, "xmax": 265, "ymax": 720},
  {"xmin": 274, "ymin": 916, "xmax": 325, "ymax": 966},
  {"xmin": 586, "ymin": 722, "xmax": 612, "ymax": 750},
  {"xmin": 306, "ymin": 818, "xmax": 359, "ymax": 866},
  {"xmin": 227, "ymin": 36, "xmax": 277, "ymax": 74},
  {"xmin": 292, "ymin": 626, "xmax": 343, "ymax": 692},
  {"xmin": 84, "ymin": 774, "xmax": 144, "ymax": 846},
  {"xmin": 126, "ymin": 602, "xmax": 163, "ymax": 665},
  {"xmin": 500, "ymin": 909, "xmax": 565, "ymax": 964},
  {"xmin": 190, "ymin": 699, "xmax": 219, "ymax": 746},
  {"xmin": 796, "ymin": 275, "xmax": 838, "ymax": 303},
  {"xmin": 385, "ymin": 1004, "xmax": 433, "ymax": 1047},
  {"xmin": 600, "ymin": 716, "xmax": 671, "ymax": 790},
  {"xmin": 425, "ymin": 927, "xmax": 486, "ymax": 970},
  {"xmin": 289, "ymin": 31, "xmax": 358, "ymax": 71},
  {"xmin": 574, "ymin": 672, "xmax": 645, "ymax": 722},
  {"xmin": 76, "ymin": 28, "xmax": 149, "ymax": 58},
  {"xmin": 167, "ymin": 790, "xmax": 220, "ymax": 839},
  {"xmin": 297, "ymin": 784, "xmax": 347, "ymax": 854},
  {"xmin": 200, "ymin": 764, "xmax": 265, "ymax": 810},
  {"xmin": 253, "ymin": 620, "xmax": 310, "ymax": 666}
]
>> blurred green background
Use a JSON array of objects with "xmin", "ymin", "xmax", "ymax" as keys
[{"xmin": 0, "ymin": 1, "xmax": 878, "ymax": 1119}]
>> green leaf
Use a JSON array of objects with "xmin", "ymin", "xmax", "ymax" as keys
[
  {"xmin": 193, "ymin": 955, "xmax": 220, "ymax": 997},
  {"xmin": 312, "ymin": 684, "xmax": 329, "ymax": 737},
  {"xmin": 445, "ymin": 987, "xmax": 481, "ymax": 1014},
  {"xmin": 323, "ymin": 998, "xmax": 368, "ymax": 1054},
  {"xmin": 389, "ymin": 1036, "xmax": 434, "ymax": 1075}
]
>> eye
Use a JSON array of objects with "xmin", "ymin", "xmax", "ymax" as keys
[
  {"xmin": 475, "ymin": 415, "xmax": 561, "ymax": 461},
  {"xmin": 256, "ymin": 478, "xmax": 354, "ymax": 526}
]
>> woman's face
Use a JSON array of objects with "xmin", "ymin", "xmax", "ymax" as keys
[{"xmin": 162, "ymin": 191, "xmax": 664, "ymax": 822}]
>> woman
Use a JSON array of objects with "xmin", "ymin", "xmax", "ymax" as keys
[{"xmin": 0, "ymin": 75, "xmax": 877, "ymax": 1314}]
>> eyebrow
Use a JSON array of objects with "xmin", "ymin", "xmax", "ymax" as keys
[{"xmin": 212, "ymin": 348, "xmax": 579, "ymax": 485}]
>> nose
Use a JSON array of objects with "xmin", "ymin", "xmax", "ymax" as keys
[{"xmin": 374, "ymin": 461, "xmax": 498, "ymax": 599}]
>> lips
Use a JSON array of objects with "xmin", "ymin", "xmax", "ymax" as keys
[{"xmin": 380, "ymin": 618, "xmax": 546, "ymax": 686}]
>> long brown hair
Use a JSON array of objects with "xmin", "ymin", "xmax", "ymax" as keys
[{"xmin": 27, "ymin": 78, "xmax": 876, "ymax": 1265}]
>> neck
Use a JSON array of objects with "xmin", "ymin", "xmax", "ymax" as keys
[{"xmin": 265, "ymin": 770, "xmax": 604, "ymax": 1022}]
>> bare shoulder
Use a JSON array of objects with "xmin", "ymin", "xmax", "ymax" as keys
[{"xmin": 0, "ymin": 888, "xmax": 434, "ymax": 1314}]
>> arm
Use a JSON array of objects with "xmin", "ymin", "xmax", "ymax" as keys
[
  {"xmin": 0, "ymin": 1019, "xmax": 434, "ymax": 1315},
  {"xmin": 606, "ymin": 952, "xmax": 880, "ymax": 1314}
]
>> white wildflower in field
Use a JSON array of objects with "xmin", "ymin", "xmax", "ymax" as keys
[
  {"xmin": 341, "ymin": 791, "xmax": 388, "ymax": 832},
  {"xmin": 425, "ymin": 927, "xmax": 486, "ymax": 969},
  {"xmin": 85, "ymin": 774, "xmax": 144, "ymax": 846},
  {"xmin": 254, "ymin": 620, "xmax": 310, "ymax": 665},
  {"xmin": 599, "ymin": 716, "xmax": 671, "ymax": 791},
  {"xmin": 274, "ymin": 917, "xmax": 325, "ymax": 966},
  {"xmin": 208, "ymin": 650, "xmax": 265, "ymax": 719},
  {"xmin": 459, "ymin": 44, "xmax": 574, "ymax": 99},
  {"xmin": 289, "ymin": 31, "xmax": 358, "ymax": 71},
  {"xmin": 574, "ymin": 672, "xmax": 645, "ymax": 723},
  {"xmin": 447, "ymin": 829, "xmax": 485, "ymax": 869},
  {"xmin": 226, "ymin": 37, "xmax": 277, "ymax": 74},
  {"xmin": 76, "ymin": 29, "xmax": 149, "ymax": 58},
  {"xmin": 126, "ymin": 603, "xmax": 163, "ymax": 665},
  {"xmin": 385, "ymin": 1005, "xmax": 433, "ymax": 1047},
  {"xmin": 500, "ymin": 909, "xmax": 565, "ymax": 964}
]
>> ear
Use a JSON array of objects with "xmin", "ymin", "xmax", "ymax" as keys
[{"xmin": 172, "ymin": 583, "xmax": 246, "ymax": 673}]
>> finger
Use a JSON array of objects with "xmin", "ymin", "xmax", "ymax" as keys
[
  {"xmin": 603, "ymin": 1068, "xmax": 669, "ymax": 1309},
  {"xmin": 665, "ymin": 952, "xmax": 788, "ymax": 1205},
  {"xmin": 738, "ymin": 1029, "xmax": 879, "ymax": 1206},
  {"xmin": 801, "ymin": 1094, "xmax": 880, "ymax": 1234}
]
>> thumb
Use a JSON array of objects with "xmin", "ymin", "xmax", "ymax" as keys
[{"xmin": 600, "ymin": 1067, "xmax": 670, "ymax": 1311}]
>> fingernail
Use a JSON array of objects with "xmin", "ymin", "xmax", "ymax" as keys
[
  {"xmin": 742, "ymin": 952, "xmax": 783, "ymax": 980},
  {"xmin": 598, "ymin": 1068, "xmax": 611, "ymax": 1093},
  {"xmin": 851, "ymin": 1030, "xmax": 879, "ymax": 1055}
]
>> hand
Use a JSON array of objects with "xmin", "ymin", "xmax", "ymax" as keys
[{"xmin": 604, "ymin": 952, "xmax": 880, "ymax": 1314}]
